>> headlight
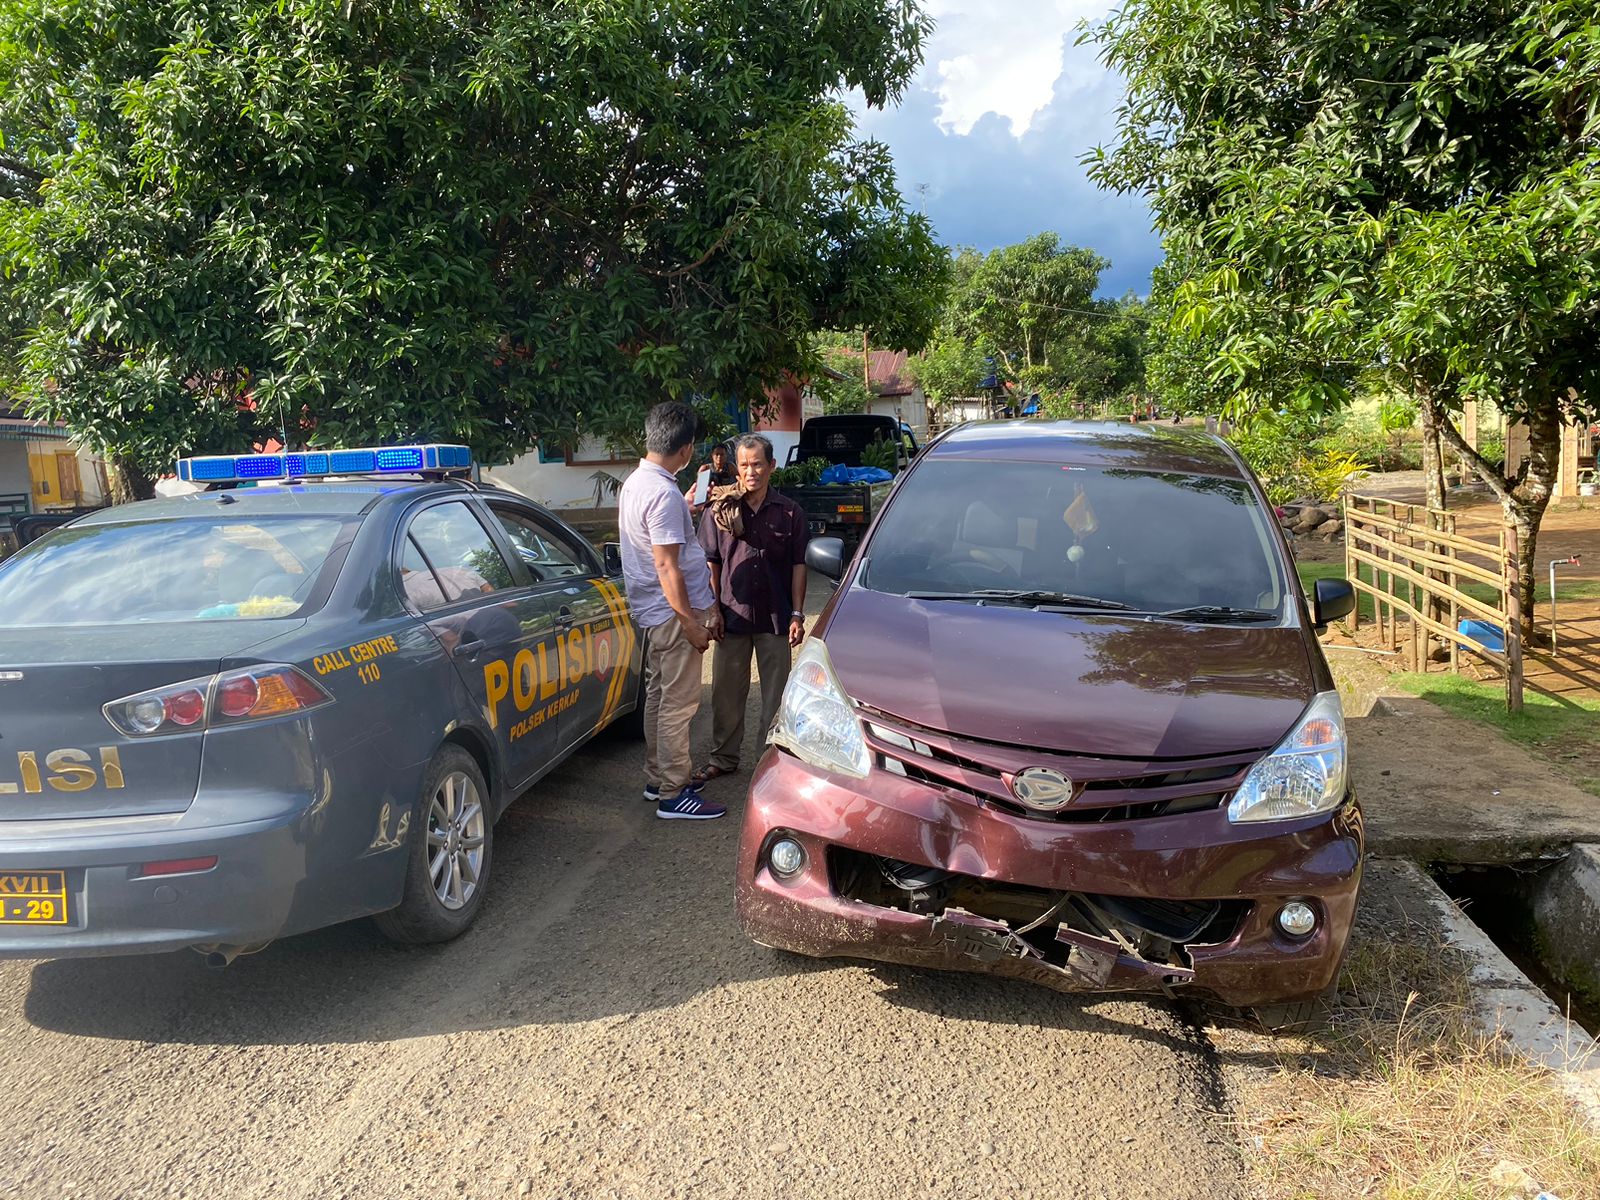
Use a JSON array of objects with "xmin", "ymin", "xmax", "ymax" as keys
[
  {"xmin": 770, "ymin": 639, "xmax": 872, "ymax": 778},
  {"xmin": 1227, "ymin": 690, "xmax": 1347, "ymax": 823}
]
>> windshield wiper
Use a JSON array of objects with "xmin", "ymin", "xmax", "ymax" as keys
[
  {"xmin": 905, "ymin": 589, "xmax": 1135, "ymax": 611},
  {"xmin": 1146, "ymin": 605, "xmax": 1279, "ymax": 624}
]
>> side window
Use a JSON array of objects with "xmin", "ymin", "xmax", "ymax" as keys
[
  {"xmin": 489, "ymin": 506, "xmax": 593, "ymax": 582},
  {"xmin": 402, "ymin": 502, "xmax": 516, "ymax": 611}
]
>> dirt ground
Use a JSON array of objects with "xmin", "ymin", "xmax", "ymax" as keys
[{"xmin": 0, "ymin": 579, "xmax": 1249, "ymax": 1200}]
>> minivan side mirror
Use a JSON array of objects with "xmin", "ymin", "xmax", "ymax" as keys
[
  {"xmin": 602, "ymin": 542, "xmax": 624, "ymax": 577},
  {"xmin": 1312, "ymin": 577, "xmax": 1355, "ymax": 628},
  {"xmin": 807, "ymin": 536, "xmax": 846, "ymax": 582}
]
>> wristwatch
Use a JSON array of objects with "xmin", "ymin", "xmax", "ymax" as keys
[{"xmin": 790, "ymin": 611, "xmax": 804, "ymax": 620}]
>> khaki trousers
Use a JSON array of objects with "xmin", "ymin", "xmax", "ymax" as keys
[
  {"xmin": 643, "ymin": 607, "xmax": 716, "ymax": 796},
  {"xmin": 708, "ymin": 632, "xmax": 794, "ymax": 773}
]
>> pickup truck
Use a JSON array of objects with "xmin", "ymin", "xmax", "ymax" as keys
[{"xmin": 775, "ymin": 415, "xmax": 919, "ymax": 557}]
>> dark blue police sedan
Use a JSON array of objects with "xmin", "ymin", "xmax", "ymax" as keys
[{"xmin": 0, "ymin": 446, "xmax": 642, "ymax": 963}]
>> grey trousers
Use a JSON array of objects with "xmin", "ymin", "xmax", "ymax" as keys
[{"xmin": 707, "ymin": 632, "xmax": 793, "ymax": 772}]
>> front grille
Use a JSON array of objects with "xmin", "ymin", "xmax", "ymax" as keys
[{"xmin": 863, "ymin": 710, "xmax": 1251, "ymax": 825}]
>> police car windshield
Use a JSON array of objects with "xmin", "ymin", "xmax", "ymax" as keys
[
  {"xmin": 861, "ymin": 460, "xmax": 1288, "ymax": 618},
  {"xmin": 0, "ymin": 517, "xmax": 350, "ymax": 625}
]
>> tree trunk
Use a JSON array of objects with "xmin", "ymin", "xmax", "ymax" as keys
[
  {"xmin": 106, "ymin": 455, "xmax": 155, "ymax": 504},
  {"xmin": 1507, "ymin": 403, "xmax": 1561, "ymax": 640},
  {"xmin": 1418, "ymin": 389, "xmax": 1447, "ymax": 511},
  {"xmin": 1434, "ymin": 394, "xmax": 1559, "ymax": 641}
]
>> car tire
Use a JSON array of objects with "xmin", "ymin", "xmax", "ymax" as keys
[{"xmin": 374, "ymin": 745, "xmax": 494, "ymax": 945}]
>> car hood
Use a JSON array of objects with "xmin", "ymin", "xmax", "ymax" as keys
[{"xmin": 821, "ymin": 588, "xmax": 1315, "ymax": 759}]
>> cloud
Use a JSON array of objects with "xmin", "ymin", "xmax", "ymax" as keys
[
  {"xmin": 852, "ymin": 7, "xmax": 1162, "ymax": 297},
  {"xmin": 923, "ymin": 0, "xmax": 1111, "ymax": 137}
]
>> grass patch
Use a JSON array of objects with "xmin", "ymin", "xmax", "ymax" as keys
[
  {"xmin": 1239, "ymin": 918, "xmax": 1600, "ymax": 1199},
  {"xmin": 1394, "ymin": 673, "xmax": 1600, "ymax": 797},
  {"xmin": 1458, "ymin": 577, "xmax": 1600, "ymax": 607}
]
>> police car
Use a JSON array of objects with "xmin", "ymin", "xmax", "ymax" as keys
[{"xmin": 0, "ymin": 446, "xmax": 642, "ymax": 962}]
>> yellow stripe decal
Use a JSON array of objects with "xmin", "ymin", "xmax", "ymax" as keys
[
  {"xmin": 592, "ymin": 579, "xmax": 632, "ymax": 731},
  {"xmin": 607, "ymin": 580, "xmax": 638, "ymax": 726}
]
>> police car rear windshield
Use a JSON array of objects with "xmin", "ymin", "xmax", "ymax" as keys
[
  {"xmin": 0, "ymin": 517, "xmax": 351, "ymax": 625},
  {"xmin": 861, "ymin": 459, "xmax": 1288, "ymax": 618}
]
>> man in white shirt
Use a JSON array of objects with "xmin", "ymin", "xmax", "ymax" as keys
[{"xmin": 617, "ymin": 401, "xmax": 726, "ymax": 820}]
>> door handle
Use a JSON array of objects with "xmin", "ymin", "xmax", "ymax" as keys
[
  {"xmin": 556, "ymin": 606, "xmax": 575, "ymax": 630},
  {"xmin": 452, "ymin": 634, "xmax": 485, "ymax": 658}
]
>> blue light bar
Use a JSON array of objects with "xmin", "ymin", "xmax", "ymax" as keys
[{"xmin": 173, "ymin": 444, "xmax": 472, "ymax": 485}]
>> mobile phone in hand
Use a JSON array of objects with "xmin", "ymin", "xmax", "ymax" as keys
[{"xmin": 692, "ymin": 467, "xmax": 711, "ymax": 506}]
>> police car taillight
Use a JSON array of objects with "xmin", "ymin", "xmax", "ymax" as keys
[
  {"xmin": 104, "ymin": 666, "xmax": 332, "ymax": 737},
  {"xmin": 214, "ymin": 668, "xmax": 328, "ymax": 722}
]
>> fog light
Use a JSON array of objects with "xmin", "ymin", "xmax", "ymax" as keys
[
  {"xmin": 768, "ymin": 838, "xmax": 805, "ymax": 878},
  {"xmin": 1277, "ymin": 901, "xmax": 1317, "ymax": 938}
]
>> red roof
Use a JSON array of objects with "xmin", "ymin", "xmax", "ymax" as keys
[{"xmin": 836, "ymin": 349, "xmax": 916, "ymax": 397}]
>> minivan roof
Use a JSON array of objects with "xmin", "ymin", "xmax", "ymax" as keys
[{"xmin": 929, "ymin": 420, "xmax": 1248, "ymax": 479}]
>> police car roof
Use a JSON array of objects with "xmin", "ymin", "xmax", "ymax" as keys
[
  {"xmin": 928, "ymin": 419, "xmax": 1248, "ymax": 478},
  {"xmin": 71, "ymin": 478, "xmax": 475, "ymax": 524}
]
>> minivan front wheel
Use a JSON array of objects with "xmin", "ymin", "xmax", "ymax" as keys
[{"xmin": 375, "ymin": 746, "xmax": 494, "ymax": 944}]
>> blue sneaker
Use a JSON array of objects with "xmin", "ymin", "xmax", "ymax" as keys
[
  {"xmin": 656, "ymin": 788, "xmax": 726, "ymax": 821},
  {"xmin": 642, "ymin": 784, "xmax": 661, "ymax": 802}
]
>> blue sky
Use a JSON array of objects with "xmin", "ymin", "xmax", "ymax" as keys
[{"xmin": 849, "ymin": 1, "xmax": 1161, "ymax": 298}]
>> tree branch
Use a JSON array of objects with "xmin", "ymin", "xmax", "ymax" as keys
[
  {"xmin": 644, "ymin": 212, "xmax": 749, "ymax": 279},
  {"xmin": 1434, "ymin": 406, "xmax": 1516, "ymax": 509},
  {"xmin": 0, "ymin": 156, "xmax": 44, "ymax": 183}
]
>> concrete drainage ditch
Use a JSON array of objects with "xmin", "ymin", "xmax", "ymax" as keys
[{"xmin": 1433, "ymin": 847, "xmax": 1600, "ymax": 1037}]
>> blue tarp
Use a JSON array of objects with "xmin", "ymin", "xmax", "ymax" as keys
[{"xmin": 820, "ymin": 464, "xmax": 893, "ymax": 485}]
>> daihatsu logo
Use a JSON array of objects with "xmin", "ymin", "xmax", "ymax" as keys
[{"xmin": 1010, "ymin": 768, "xmax": 1075, "ymax": 811}]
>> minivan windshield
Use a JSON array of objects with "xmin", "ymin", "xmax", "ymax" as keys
[
  {"xmin": 860, "ymin": 460, "xmax": 1287, "ymax": 618},
  {"xmin": 0, "ymin": 517, "xmax": 351, "ymax": 625}
]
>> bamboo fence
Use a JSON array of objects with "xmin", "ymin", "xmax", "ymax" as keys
[{"xmin": 1342, "ymin": 495, "xmax": 1523, "ymax": 712}]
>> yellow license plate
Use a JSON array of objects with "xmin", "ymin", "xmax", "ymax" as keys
[{"xmin": 0, "ymin": 871, "xmax": 69, "ymax": 925}]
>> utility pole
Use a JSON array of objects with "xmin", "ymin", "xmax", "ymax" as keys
[{"xmin": 862, "ymin": 329, "xmax": 871, "ymax": 394}]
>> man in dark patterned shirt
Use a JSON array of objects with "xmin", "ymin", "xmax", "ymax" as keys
[{"xmin": 692, "ymin": 434, "xmax": 810, "ymax": 785}]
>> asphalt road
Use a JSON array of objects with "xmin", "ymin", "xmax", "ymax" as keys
[{"xmin": 0, "ymin": 588, "xmax": 1247, "ymax": 1200}]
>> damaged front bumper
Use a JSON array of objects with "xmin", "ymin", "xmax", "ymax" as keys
[{"xmin": 736, "ymin": 748, "xmax": 1364, "ymax": 1008}]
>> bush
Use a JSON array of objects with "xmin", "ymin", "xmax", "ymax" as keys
[{"xmin": 1477, "ymin": 433, "xmax": 1506, "ymax": 471}]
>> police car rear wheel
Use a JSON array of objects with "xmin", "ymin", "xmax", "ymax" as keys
[{"xmin": 375, "ymin": 746, "xmax": 494, "ymax": 944}]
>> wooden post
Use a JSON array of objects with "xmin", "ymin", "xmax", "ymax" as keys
[
  {"xmin": 1505, "ymin": 523, "xmax": 1524, "ymax": 713},
  {"xmin": 1345, "ymin": 497, "xmax": 1358, "ymax": 632},
  {"xmin": 1446, "ymin": 513, "xmax": 1460, "ymax": 675},
  {"xmin": 1375, "ymin": 498, "xmax": 1392, "ymax": 648}
]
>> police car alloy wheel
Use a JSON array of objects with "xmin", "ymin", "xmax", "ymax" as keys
[
  {"xmin": 430, "ymin": 769, "xmax": 486, "ymax": 910},
  {"xmin": 375, "ymin": 745, "xmax": 495, "ymax": 944}
]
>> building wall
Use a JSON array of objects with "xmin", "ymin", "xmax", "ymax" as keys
[
  {"xmin": 0, "ymin": 440, "xmax": 30, "ymax": 513},
  {"xmin": 866, "ymin": 388, "xmax": 930, "ymax": 442}
]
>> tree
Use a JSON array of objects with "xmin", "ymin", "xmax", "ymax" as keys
[
  {"xmin": 947, "ymin": 233, "xmax": 1107, "ymax": 373},
  {"xmin": 0, "ymin": 0, "xmax": 948, "ymax": 489},
  {"xmin": 811, "ymin": 345, "xmax": 877, "ymax": 415},
  {"xmin": 905, "ymin": 333, "xmax": 986, "ymax": 414},
  {"xmin": 1089, "ymin": 0, "xmax": 1600, "ymax": 633}
]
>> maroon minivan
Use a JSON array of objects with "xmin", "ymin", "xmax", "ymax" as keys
[{"xmin": 736, "ymin": 421, "xmax": 1361, "ymax": 1024}]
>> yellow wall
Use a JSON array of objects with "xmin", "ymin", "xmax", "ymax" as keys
[{"xmin": 26, "ymin": 443, "xmax": 85, "ymax": 509}]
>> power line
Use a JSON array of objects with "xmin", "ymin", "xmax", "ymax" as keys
[{"xmin": 982, "ymin": 294, "xmax": 1157, "ymax": 323}]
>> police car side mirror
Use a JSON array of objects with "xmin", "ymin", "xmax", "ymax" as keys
[
  {"xmin": 807, "ymin": 537, "xmax": 846, "ymax": 582},
  {"xmin": 603, "ymin": 542, "xmax": 624, "ymax": 577}
]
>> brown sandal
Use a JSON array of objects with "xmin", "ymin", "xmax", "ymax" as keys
[{"xmin": 690, "ymin": 764, "xmax": 735, "ymax": 786}]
